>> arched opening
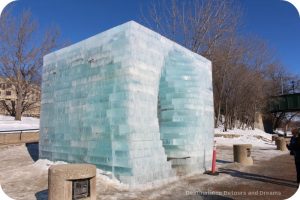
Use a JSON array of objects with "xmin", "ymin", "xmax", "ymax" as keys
[{"xmin": 158, "ymin": 50, "xmax": 209, "ymax": 172}]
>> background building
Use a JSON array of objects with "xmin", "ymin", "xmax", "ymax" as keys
[{"xmin": 0, "ymin": 77, "xmax": 41, "ymax": 117}]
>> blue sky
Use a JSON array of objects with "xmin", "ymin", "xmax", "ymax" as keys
[{"xmin": 4, "ymin": 0, "xmax": 300, "ymax": 75}]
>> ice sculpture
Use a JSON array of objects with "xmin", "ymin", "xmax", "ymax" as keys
[{"xmin": 40, "ymin": 21, "xmax": 214, "ymax": 185}]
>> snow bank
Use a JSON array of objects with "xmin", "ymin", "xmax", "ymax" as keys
[
  {"xmin": 214, "ymin": 127, "xmax": 274, "ymax": 148},
  {"xmin": 33, "ymin": 159, "xmax": 179, "ymax": 191},
  {"xmin": 274, "ymin": 129, "xmax": 292, "ymax": 137},
  {"xmin": 0, "ymin": 115, "xmax": 39, "ymax": 132},
  {"xmin": 33, "ymin": 159, "xmax": 67, "ymax": 170},
  {"xmin": 33, "ymin": 159, "xmax": 129, "ymax": 190}
]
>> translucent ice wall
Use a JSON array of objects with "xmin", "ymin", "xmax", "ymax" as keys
[
  {"xmin": 40, "ymin": 21, "xmax": 214, "ymax": 185},
  {"xmin": 159, "ymin": 50, "xmax": 214, "ymax": 172}
]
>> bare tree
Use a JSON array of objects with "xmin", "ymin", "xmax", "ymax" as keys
[
  {"xmin": 141, "ymin": 0, "xmax": 241, "ymax": 56},
  {"xmin": 262, "ymin": 61, "xmax": 300, "ymax": 131},
  {"xmin": 0, "ymin": 10, "xmax": 60, "ymax": 120},
  {"xmin": 142, "ymin": 0, "xmax": 288, "ymax": 131},
  {"xmin": 142, "ymin": 0, "xmax": 242, "ymax": 126}
]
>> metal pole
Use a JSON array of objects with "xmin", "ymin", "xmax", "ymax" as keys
[
  {"xmin": 204, "ymin": 140, "xmax": 219, "ymax": 175},
  {"xmin": 211, "ymin": 140, "xmax": 217, "ymax": 173},
  {"xmin": 281, "ymin": 77, "xmax": 284, "ymax": 95}
]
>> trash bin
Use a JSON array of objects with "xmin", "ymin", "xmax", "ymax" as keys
[
  {"xmin": 233, "ymin": 144, "xmax": 253, "ymax": 165},
  {"xmin": 275, "ymin": 137, "xmax": 288, "ymax": 151},
  {"xmin": 48, "ymin": 164, "xmax": 96, "ymax": 200}
]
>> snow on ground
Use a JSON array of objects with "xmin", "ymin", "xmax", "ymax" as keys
[
  {"xmin": 0, "ymin": 113, "xmax": 278, "ymax": 149},
  {"xmin": 0, "ymin": 114, "xmax": 277, "ymax": 149},
  {"xmin": 274, "ymin": 129, "xmax": 293, "ymax": 137},
  {"xmin": 33, "ymin": 159, "xmax": 67, "ymax": 170},
  {"xmin": 0, "ymin": 115, "xmax": 39, "ymax": 132},
  {"xmin": 214, "ymin": 126, "xmax": 275, "ymax": 148},
  {"xmin": 33, "ymin": 158, "xmax": 129, "ymax": 191},
  {"xmin": 0, "ymin": 114, "xmax": 278, "ymax": 149},
  {"xmin": 0, "ymin": 124, "xmax": 291, "ymax": 199},
  {"xmin": 0, "ymin": 114, "xmax": 294, "ymax": 199},
  {"xmin": 0, "ymin": 144, "xmax": 290, "ymax": 200}
]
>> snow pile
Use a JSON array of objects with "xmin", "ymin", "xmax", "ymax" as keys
[
  {"xmin": 33, "ymin": 159, "xmax": 129, "ymax": 190},
  {"xmin": 96, "ymin": 168, "xmax": 129, "ymax": 191},
  {"xmin": 0, "ymin": 115, "xmax": 39, "ymax": 131},
  {"xmin": 274, "ymin": 129, "xmax": 292, "ymax": 137},
  {"xmin": 33, "ymin": 159, "xmax": 67, "ymax": 170},
  {"xmin": 214, "ymin": 127, "xmax": 274, "ymax": 147},
  {"xmin": 33, "ymin": 159, "xmax": 179, "ymax": 191}
]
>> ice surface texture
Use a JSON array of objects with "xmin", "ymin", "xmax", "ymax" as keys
[{"xmin": 40, "ymin": 21, "xmax": 214, "ymax": 185}]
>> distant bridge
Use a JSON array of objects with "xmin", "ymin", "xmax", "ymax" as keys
[{"xmin": 270, "ymin": 93, "xmax": 300, "ymax": 113}]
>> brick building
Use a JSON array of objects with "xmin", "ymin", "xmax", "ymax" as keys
[{"xmin": 0, "ymin": 77, "xmax": 41, "ymax": 117}]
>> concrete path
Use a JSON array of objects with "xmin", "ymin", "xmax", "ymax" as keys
[
  {"xmin": 0, "ymin": 144, "xmax": 298, "ymax": 200},
  {"xmin": 95, "ymin": 146, "xmax": 299, "ymax": 200}
]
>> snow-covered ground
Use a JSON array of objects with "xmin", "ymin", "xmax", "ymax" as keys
[
  {"xmin": 214, "ymin": 126, "xmax": 284, "ymax": 165},
  {"xmin": 0, "ymin": 120, "xmax": 291, "ymax": 199},
  {"xmin": 214, "ymin": 126, "xmax": 275, "ymax": 148},
  {"xmin": 0, "ymin": 115, "xmax": 39, "ymax": 132},
  {"xmin": 0, "ymin": 114, "xmax": 277, "ymax": 149},
  {"xmin": 274, "ymin": 129, "xmax": 293, "ymax": 137},
  {"xmin": 0, "ymin": 143, "xmax": 289, "ymax": 199},
  {"xmin": 33, "ymin": 159, "xmax": 129, "ymax": 190}
]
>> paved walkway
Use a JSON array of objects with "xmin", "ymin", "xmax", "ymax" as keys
[
  {"xmin": 200, "ymin": 153, "xmax": 299, "ymax": 200},
  {"xmin": 96, "ymin": 146, "xmax": 299, "ymax": 200},
  {"xmin": 0, "ymin": 144, "xmax": 298, "ymax": 200}
]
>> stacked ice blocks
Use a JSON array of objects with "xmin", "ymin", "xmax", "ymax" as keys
[
  {"xmin": 40, "ymin": 21, "xmax": 214, "ymax": 185},
  {"xmin": 159, "ymin": 50, "xmax": 214, "ymax": 172}
]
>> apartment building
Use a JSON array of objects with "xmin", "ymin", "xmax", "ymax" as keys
[{"xmin": 0, "ymin": 77, "xmax": 41, "ymax": 117}]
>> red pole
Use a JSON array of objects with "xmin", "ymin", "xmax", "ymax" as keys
[{"xmin": 211, "ymin": 140, "xmax": 217, "ymax": 173}]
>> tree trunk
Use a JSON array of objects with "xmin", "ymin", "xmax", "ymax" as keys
[
  {"xmin": 224, "ymin": 115, "xmax": 228, "ymax": 132},
  {"xmin": 15, "ymin": 90, "xmax": 22, "ymax": 121},
  {"xmin": 224, "ymin": 100, "xmax": 228, "ymax": 132},
  {"xmin": 15, "ymin": 101, "xmax": 22, "ymax": 121},
  {"xmin": 215, "ymin": 100, "xmax": 221, "ymax": 128}
]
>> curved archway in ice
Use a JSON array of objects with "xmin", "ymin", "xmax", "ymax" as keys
[
  {"xmin": 158, "ymin": 50, "xmax": 214, "ymax": 173},
  {"xmin": 40, "ymin": 21, "xmax": 214, "ymax": 185}
]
